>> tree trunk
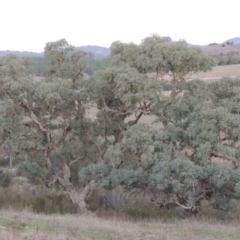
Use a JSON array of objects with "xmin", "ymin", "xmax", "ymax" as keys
[
  {"xmin": 64, "ymin": 180, "xmax": 93, "ymax": 212},
  {"xmin": 47, "ymin": 161, "xmax": 94, "ymax": 212},
  {"xmin": 50, "ymin": 176, "xmax": 94, "ymax": 212}
]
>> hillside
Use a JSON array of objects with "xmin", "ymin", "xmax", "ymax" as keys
[
  {"xmin": 0, "ymin": 50, "xmax": 43, "ymax": 57},
  {"xmin": 199, "ymin": 37, "xmax": 240, "ymax": 56},
  {"xmin": 2, "ymin": 37, "xmax": 240, "ymax": 58},
  {"xmin": 0, "ymin": 46, "xmax": 110, "ymax": 59},
  {"xmin": 200, "ymin": 44, "xmax": 240, "ymax": 55},
  {"xmin": 79, "ymin": 45, "xmax": 110, "ymax": 58},
  {"xmin": 224, "ymin": 37, "xmax": 240, "ymax": 44}
]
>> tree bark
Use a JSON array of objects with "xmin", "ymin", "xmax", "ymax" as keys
[
  {"xmin": 47, "ymin": 161, "xmax": 94, "ymax": 212},
  {"xmin": 64, "ymin": 181, "xmax": 93, "ymax": 212}
]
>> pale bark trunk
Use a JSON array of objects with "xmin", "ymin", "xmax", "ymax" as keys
[
  {"xmin": 47, "ymin": 161, "xmax": 94, "ymax": 212},
  {"xmin": 64, "ymin": 180, "xmax": 93, "ymax": 212}
]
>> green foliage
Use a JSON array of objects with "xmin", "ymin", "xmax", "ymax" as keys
[
  {"xmin": 96, "ymin": 77, "xmax": 240, "ymax": 214},
  {"xmin": 111, "ymin": 34, "xmax": 213, "ymax": 78},
  {"xmin": 150, "ymin": 78, "xmax": 240, "ymax": 211},
  {"xmin": 44, "ymin": 38, "xmax": 90, "ymax": 81},
  {"xmin": 29, "ymin": 57, "xmax": 46, "ymax": 77}
]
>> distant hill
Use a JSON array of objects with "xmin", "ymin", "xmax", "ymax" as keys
[
  {"xmin": 200, "ymin": 37, "xmax": 240, "ymax": 56},
  {"xmin": 188, "ymin": 37, "xmax": 240, "ymax": 47},
  {"xmin": 187, "ymin": 42, "xmax": 204, "ymax": 48},
  {"xmin": 224, "ymin": 37, "xmax": 240, "ymax": 44},
  {"xmin": 2, "ymin": 38, "xmax": 240, "ymax": 59},
  {"xmin": 0, "ymin": 50, "xmax": 43, "ymax": 57},
  {"xmin": 201, "ymin": 44, "xmax": 240, "ymax": 55},
  {"xmin": 79, "ymin": 45, "xmax": 110, "ymax": 58},
  {"xmin": 0, "ymin": 45, "xmax": 110, "ymax": 59}
]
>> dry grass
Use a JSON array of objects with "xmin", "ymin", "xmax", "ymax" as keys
[
  {"xmin": 0, "ymin": 210, "xmax": 240, "ymax": 240},
  {"xmin": 190, "ymin": 64, "xmax": 240, "ymax": 82},
  {"xmin": 200, "ymin": 44, "xmax": 240, "ymax": 55}
]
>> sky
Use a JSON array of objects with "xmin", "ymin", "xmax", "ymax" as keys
[{"xmin": 0, "ymin": 0, "xmax": 239, "ymax": 52}]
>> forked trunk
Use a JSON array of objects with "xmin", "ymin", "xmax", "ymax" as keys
[
  {"xmin": 65, "ymin": 181, "xmax": 93, "ymax": 212},
  {"xmin": 47, "ymin": 161, "xmax": 94, "ymax": 212}
]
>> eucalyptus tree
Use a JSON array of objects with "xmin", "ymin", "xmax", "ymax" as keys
[
  {"xmin": 81, "ymin": 35, "xmax": 228, "ymax": 215},
  {"xmin": 85, "ymin": 35, "xmax": 240, "ymax": 215},
  {"xmin": 0, "ymin": 39, "xmax": 98, "ymax": 211}
]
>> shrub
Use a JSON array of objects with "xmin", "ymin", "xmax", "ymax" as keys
[
  {"xmin": 198, "ymin": 200, "xmax": 217, "ymax": 218},
  {"xmin": 0, "ymin": 186, "xmax": 78, "ymax": 214},
  {"xmin": 0, "ymin": 158, "xmax": 10, "ymax": 167},
  {"xmin": 0, "ymin": 188, "xmax": 31, "ymax": 209},
  {"xmin": 32, "ymin": 193, "xmax": 78, "ymax": 214},
  {"xmin": 125, "ymin": 207, "xmax": 184, "ymax": 220},
  {"xmin": 87, "ymin": 187, "xmax": 137, "ymax": 212},
  {"xmin": 0, "ymin": 169, "xmax": 11, "ymax": 188},
  {"xmin": 231, "ymin": 202, "xmax": 240, "ymax": 220},
  {"xmin": 88, "ymin": 187, "xmax": 185, "ymax": 220},
  {"xmin": 101, "ymin": 187, "xmax": 138, "ymax": 212}
]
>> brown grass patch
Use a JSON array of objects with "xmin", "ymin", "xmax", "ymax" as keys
[
  {"xmin": 190, "ymin": 64, "xmax": 240, "ymax": 82},
  {"xmin": 201, "ymin": 44, "xmax": 240, "ymax": 55},
  {"xmin": 0, "ymin": 210, "xmax": 240, "ymax": 239}
]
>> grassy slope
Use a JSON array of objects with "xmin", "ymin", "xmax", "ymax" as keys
[
  {"xmin": 200, "ymin": 44, "xmax": 240, "ymax": 55},
  {"xmin": 190, "ymin": 64, "xmax": 240, "ymax": 82},
  {"xmin": 0, "ymin": 210, "xmax": 240, "ymax": 240}
]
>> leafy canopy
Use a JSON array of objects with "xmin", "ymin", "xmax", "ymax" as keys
[{"xmin": 2, "ymin": 34, "xmax": 238, "ymax": 214}]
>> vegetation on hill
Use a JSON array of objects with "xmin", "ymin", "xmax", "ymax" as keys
[
  {"xmin": 224, "ymin": 37, "xmax": 240, "ymax": 45},
  {"xmin": 216, "ymin": 51, "xmax": 240, "ymax": 65},
  {"xmin": 0, "ymin": 46, "xmax": 111, "ymax": 77},
  {"xmin": 0, "ymin": 50, "xmax": 43, "ymax": 57},
  {"xmin": 79, "ymin": 45, "xmax": 110, "ymax": 58},
  {"xmin": 0, "ymin": 45, "xmax": 110, "ymax": 59},
  {"xmin": 85, "ymin": 57, "xmax": 111, "ymax": 76},
  {"xmin": 201, "ymin": 39, "xmax": 240, "ymax": 66}
]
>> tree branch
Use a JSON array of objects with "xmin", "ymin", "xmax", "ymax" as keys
[
  {"xmin": 173, "ymin": 198, "xmax": 194, "ymax": 210},
  {"xmin": 211, "ymin": 152, "xmax": 236, "ymax": 164},
  {"xmin": 57, "ymin": 127, "xmax": 71, "ymax": 147},
  {"xmin": 5, "ymin": 89, "xmax": 57, "ymax": 152},
  {"xmin": 127, "ymin": 112, "xmax": 143, "ymax": 127},
  {"xmin": 69, "ymin": 154, "xmax": 86, "ymax": 166}
]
